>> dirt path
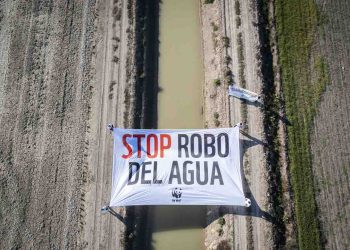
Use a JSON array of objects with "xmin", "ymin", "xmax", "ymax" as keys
[
  {"xmin": 200, "ymin": 0, "xmax": 273, "ymax": 249},
  {"xmin": 239, "ymin": 1, "xmax": 272, "ymax": 248},
  {"xmin": 81, "ymin": 0, "xmax": 133, "ymax": 249}
]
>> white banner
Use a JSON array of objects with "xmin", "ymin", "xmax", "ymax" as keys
[
  {"xmin": 228, "ymin": 85, "xmax": 260, "ymax": 103},
  {"xmin": 109, "ymin": 127, "xmax": 246, "ymax": 206}
]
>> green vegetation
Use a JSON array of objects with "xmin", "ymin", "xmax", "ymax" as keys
[
  {"xmin": 222, "ymin": 36, "xmax": 230, "ymax": 48},
  {"xmin": 204, "ymin": 0, "xmax": 215, "ymax": 4},
  {"xmin": 225, "ymin": 76, "xmax": 233, "ymax": 85},
  {"xmin": 217, "ymin": 217, "xmax": 225, "ymax": 236},
  {"xmin": 112, "ymin": 56, "xmax": 119, "ymax": 63},
  {"xmin": 214, "ymin": 78, "xmax": 221, "ymax": 86},
  {"xmin": 218, "ymin": 217, "xmax": 226, "ymax": 226},
  {"xmin": 236, "ymin": 30, "xmax": 248, "ymax": 126},
  {"xmin": 112, "ymin": 36, "xmax": 120, "ymax": 42},
  {"xmin": 217, "ymin": 240, "xmax": 231, "ymax": 250},
  {"xmin": 237, "ymin": 32, "xmax": 245, "ymax": 88},
  {"xmin": 214, "ymin": 112, "xmax": 220, "ymax": 119},
  {"xmin": 223, "ymin": 68, "xmax": 233, "ymax": 85},
  {"xmin": 214, "ymin": 112, "xmax": 220, "ymax": 127},
  {"xmin": 212, "ymin": 31, "xmax": 219, "ymax": 50},
  {"xmin": 217, "ymin": 228, "xmax": 224, "ymax": 236},
  {"xmin": 109, "ymin": 80, "xmax": 117, "ymax": 92},
  {"xmin": 275, "ymin": 0, "xmax": 330, "ymax": 248},
  {"xmin": 236, "ymin": 16, "xmax": 241, "ymax": 28},
  {"xmin": 234, "ymin": 1, "xmax": 241, "ymax": 16},
  {"xmin": 224, "ymin": 68, "xmax": 232, "ymax": 77},
  {"xmin": 211, "ymin": 21, "xmax": 219, "ymax": 32},
  {"xmin": 224, "ymin": 55, "xmax": 231, "ymax": 65}
]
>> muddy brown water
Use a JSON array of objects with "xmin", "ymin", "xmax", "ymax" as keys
[{"xmin": 150, "ymin": 0, "xmax": 205, "ymax": 249}]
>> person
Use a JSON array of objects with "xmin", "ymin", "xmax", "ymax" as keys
[
  {"xmin": 101, "ymin": 206, "xmax": 110, "ymax": 214},
  {"xmin": 107, "ymin": 123, "xmax": 114, "ymax": 132},
  {"xmin": 234, "ymin": 122, "xmax": 245, "ymax": 129},
  {"xmin": 245, "ymin": 198, "xmax": 251, "ymax": 207}
]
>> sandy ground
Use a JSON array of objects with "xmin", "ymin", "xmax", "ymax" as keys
[
  {"xmin": 311, "ymin": 0, "xmax": 350, "ymax": 248},
  {"xmin": 0, "ymin": 0, "xmax": 134, "ymax": 249},
  {"xmin": 200, "ymin": 0, "xmax": 273, "ymax": 249}
]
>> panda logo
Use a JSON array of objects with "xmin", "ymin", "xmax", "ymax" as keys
[{"xmin": 171, "ymin": 188, "xmax": 182, "ymax": 201}]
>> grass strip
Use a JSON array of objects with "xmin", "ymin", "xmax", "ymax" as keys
[{"xmin": 275, "ymin": 0, "xmax": 329, "ymax": 248}]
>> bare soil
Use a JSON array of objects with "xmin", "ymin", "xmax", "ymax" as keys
[
  {"xmin": 311, "ymin": 0, "xmax": 350, "ymax": 249},
  {"xmin": 0, "ymin": 0, "xmax": 134, "ymax": 249},
  {"xmin": 0, "ymin": 0, "xmax": 95, "ymax": 248},
  {"xmin": 200, "ymin": 0, "xmax": 273, "ymax": 249}
]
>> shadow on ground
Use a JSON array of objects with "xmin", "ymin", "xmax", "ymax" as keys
[{"xmin": 242, "ymin": 99, "xmax": 292, "ymax": 126}]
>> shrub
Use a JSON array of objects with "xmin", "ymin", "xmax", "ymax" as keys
[
  {"xmin": 214, "ymin": 111, "xmax": 221, "ymax": 127},
  {"xmin": 217, "ymin": 240, "xmax": 231, "ymax": 250},
  {"xmin": 112, "ymin": 56, "xmax": 119, "ymax": 63},
  {"xmin": 211, "ymin": 22, "xmax": 219, "ymax": 32},
  {"xmin": 214, "ymin": 112, "xmax": 219, "ymax": 119},
  {"xmin": 236, "ymin": 16, "xmax": 241, "ymax": 28},
  {"xmin": 235, "ymin": 1, "xmax": 241, "ymax": 15},
  {"xmin": 109, "ymin": 81, "xmax": 117, "ymax": 92},
  {"xmin": 224, "ymin": 68, "xmax": 232, "ymax": 77},
  {"xmin": 217, "ymin": 228, "xmax": 224, "ymax": 236},
  {"xmin": 225, "ymin": 76, "xmax": 233, "ymax": 85},
  {"xmin": 204, "ymin": 0, "xmax": 215, "ymax": 4},
  {"xmin": 115, "ymin": 10, "xmax": 122, "ymax": 21},
  {"xmin": 112, "ymin": 36, "xmax": 120, "ymax": 42},
  {"xmin": 214, "ymin": 78, "xmax": 221, "ymax": 86},
  {"xmin": 218, "ymin": 217, "xmax": 226, "ymax": 226},
  {"xmin": 222, "ymin": 36, "xmax": 230, "ymax": 48},
  {"xmin": 224, "ymin": 55, "xmax": 231, "ymax": 65}
]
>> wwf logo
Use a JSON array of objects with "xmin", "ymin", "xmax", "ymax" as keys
[{"xmin": 171, "ymin": 188, "xmax": 182, "ymax": 202}]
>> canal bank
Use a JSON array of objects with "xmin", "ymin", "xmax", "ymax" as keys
[{"xmin": 151, "ymin": 0, "xmax": 206, "ymax": 249}]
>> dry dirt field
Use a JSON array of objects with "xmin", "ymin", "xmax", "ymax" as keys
[
  {"xmin": 0, "ymin": 1, "xmax": 95, "ymax": 248},
  {"xmin": 0, "ymin": 0, "xmax": 133, "ymax": 249},
  {"xmin": 311, "ymin": 0, "xmax": 350, "ymax": 248}
]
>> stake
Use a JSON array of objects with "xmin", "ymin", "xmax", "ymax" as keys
[{"xmin": 101, "ymin": 205, "xmax": 125, "ymax": 222}]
